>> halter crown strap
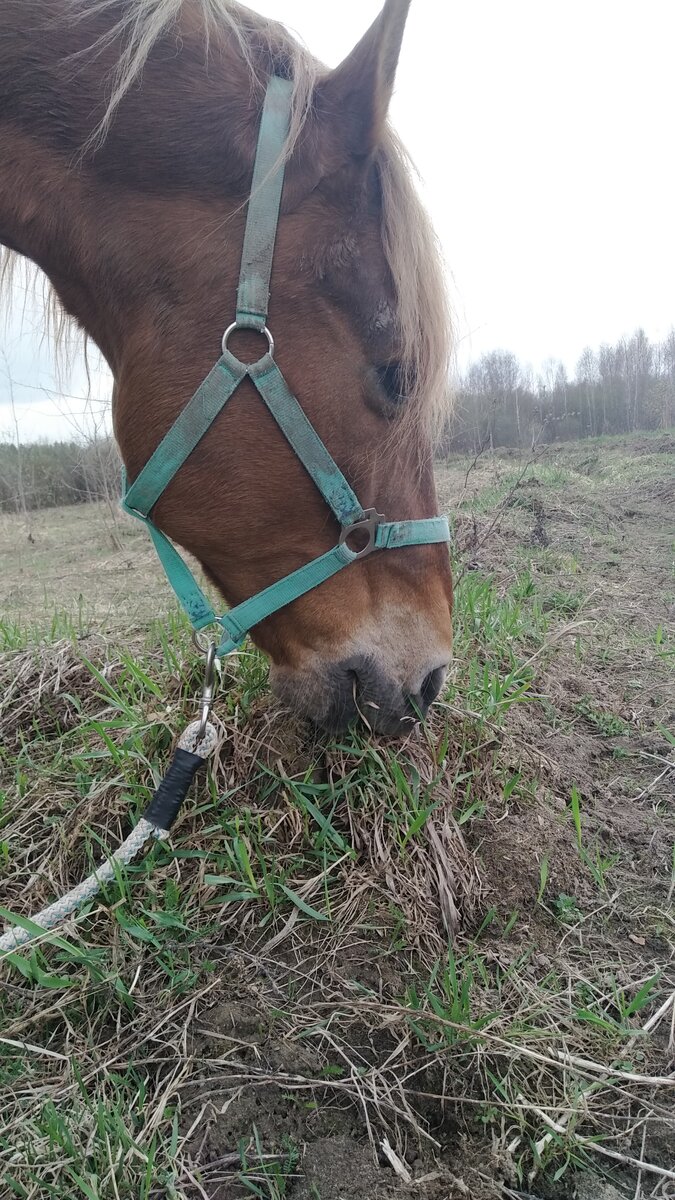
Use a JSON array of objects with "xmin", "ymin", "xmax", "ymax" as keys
[
  {"xmin": 122, "ymin": 75, "xmax": 451, "ymax": 656},
  {"xmin": 236, "ymin": 75, "xmax": 291, "ymax": 330}
]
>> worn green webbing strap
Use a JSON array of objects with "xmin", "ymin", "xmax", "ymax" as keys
[
  {"xmin": 375, "ymin": 516, "xmax": 450, "ymax": 549},
  {"xmin": 246, "ymin": 354, "xmax": 362, "ymax": 525},
  {"xmin": 217, "ymin": 542, "xmax": 355, "ymax": 654},
  {"xmin": 124, "ymin": 496, "xmax": 216, "ymax": 630},
  {"xmin": 144, "ymin": 523, "xmax": 216, "ymax": 630},
  {"xmin": 119, "ymin": 507, "xmax": 451, "ymax": 652},
  {"xmin": 215, "ymin": 516, "xmax": 450, "ymax": 652},
  {"xmin": 123, "ymin": 356, "xmax": 246, "ymax": 518},
  {"xmin": 235, "ymin": 75, "xmax": 293, "ymax": 330},
  {"xmin": 122, "ymin": 507, "xmax": 450, "ymax": 651}
]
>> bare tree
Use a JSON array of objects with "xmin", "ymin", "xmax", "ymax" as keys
[
  {"xmin": 446, "ymin": 325, "xmax": 675, "ymax": 453},
  {"xmin": 622, "ymin": 329, "xmax": 652, "ymax": 431},
  {"xmin": 576, "ymin": 346, "xmax": 600, "ymax": 434}
]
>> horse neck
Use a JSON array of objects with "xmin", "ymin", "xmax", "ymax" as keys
[{"xmin": 0, "ymin": 2, "xmax": 259, "ymax": 372}]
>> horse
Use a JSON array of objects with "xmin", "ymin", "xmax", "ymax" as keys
[{"xmin": 0, "ymin": 0, "xmax": 454, "ymax": 734}]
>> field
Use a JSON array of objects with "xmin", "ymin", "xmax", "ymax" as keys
[{"xmin": 1, "ymin": 433, "xmax": 674, "ymax": 1200}]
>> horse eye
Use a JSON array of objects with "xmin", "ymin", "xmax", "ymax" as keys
[{"xmin": 375, "ymin": 361, "xmax": 407, "ymax": 406}]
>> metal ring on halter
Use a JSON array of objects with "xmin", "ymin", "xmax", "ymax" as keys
[
  {"xmin": 192, "ymin": 629, "xmax": 216, "ymax": 654},
  {"xmin": 339, "ymin": 508, "xmax": 385, "ymax": 560},
  {"xmin": 222, "ymin": 321, "xmax": 275, "ymax": 358}
]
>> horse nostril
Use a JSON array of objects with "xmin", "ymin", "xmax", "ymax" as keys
[
  {"xmin": 419, "ymin": 666, "xmax": 447, "ymax": 710},
  {"xmin": 313, "ymin": 656, "xmax": 449, "ymax": 733}
]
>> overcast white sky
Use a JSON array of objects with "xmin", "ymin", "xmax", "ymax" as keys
[{"xmin": 2, "ymin": 0, "xmax": 673, "ymax": 441}]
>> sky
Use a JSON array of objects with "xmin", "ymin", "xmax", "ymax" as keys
[{"xmin": 2, "ymin": 0, "xmax": 674, "ymax": 441}]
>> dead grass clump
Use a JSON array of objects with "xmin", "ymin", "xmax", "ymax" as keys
[{"xmin": 0, "ymin": 636, "xmax": 119, "ymax": 746}]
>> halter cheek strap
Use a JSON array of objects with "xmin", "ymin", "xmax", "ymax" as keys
[{"xmin": 122, "ymin": 75, "xmax": 450, "ymax": 656}]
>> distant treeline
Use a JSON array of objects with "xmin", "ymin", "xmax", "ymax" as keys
[
  {"xmin": 0, "ymin": 438, "xmax": 120, "ymax": 513},
  {"xmin": 444, "ymin": 327, "xmax": 675, "ymax": 453}
]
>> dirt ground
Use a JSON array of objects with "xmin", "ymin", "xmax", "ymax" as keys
[{"xmin": 1, "ymin": 433, "xmax": 673, "ymax": 1200}]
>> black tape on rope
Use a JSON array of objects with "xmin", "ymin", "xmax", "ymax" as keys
[{"xmin": 142, "ymin": 748, "xmax": 205, "ymax": 832}]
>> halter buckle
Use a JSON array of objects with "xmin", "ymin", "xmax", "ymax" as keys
[{"xmin": 339, "ymin": 509, "xmax": 384, "ymax": 560}]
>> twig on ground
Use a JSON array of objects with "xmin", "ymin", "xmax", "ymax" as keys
[
  {"xmin": 576, "ymin": 1140, "xmax": 675, "ymax": 1184},
  {"xmin": 634, "ymin": 1121, "xmax": 649, "ymax": 1200},
  {"xmin": 629, "ymin": 759, "xmax": 675, "ymax": 804}
]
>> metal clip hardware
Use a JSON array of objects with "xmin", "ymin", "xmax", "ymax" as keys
[
  {"xmin": 197, "ymin": 641, "xmax": 217, "ymax": 739},
  {"xmin": 339, "ymin": 508, "xmax": 385, "ymax": 560}
]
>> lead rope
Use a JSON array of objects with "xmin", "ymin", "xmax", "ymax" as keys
[{"xmin": 0, "ymin": 652, "xmax": 219, "ymax": 955}]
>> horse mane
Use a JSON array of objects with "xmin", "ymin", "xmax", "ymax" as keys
[{"xmin": 1, "ymin": 0, "xmax": 452, "ymax": 433}]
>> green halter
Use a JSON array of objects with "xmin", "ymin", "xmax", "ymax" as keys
[{"xmin": 122, "ymin": 76, "xmax": 450, "ymax": 657}]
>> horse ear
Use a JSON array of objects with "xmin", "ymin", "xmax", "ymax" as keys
[{"xmin": 314, "ymin": 0, "xmax": 412, "ymax": 162}]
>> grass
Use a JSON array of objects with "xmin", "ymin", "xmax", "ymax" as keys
[
  {"xmin": 1, "ymin": 434, "xmax": 674, "ymax": 1199},
  {"xmin": 455, "ymin": 463, "xmax": 578, "ymax": 514},
  {"xmin": 237, "ymin": 1129, "xmax": 298, "ymax": 1198},
  {"xmin": 574, "ymin": 697, "xmax": 631, "ymax": 738}
]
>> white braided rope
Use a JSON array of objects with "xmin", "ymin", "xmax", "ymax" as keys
[
  {"xmin": 0, "ymin": 720, "xmax": 217, "ymax": 954},
  {"xmin": 0, "ymin": 817, "xmax": 163, "ymax": 952},
  {"xmin": 177, "ymin": 720, "xmax": 218, "ymax": 758}
]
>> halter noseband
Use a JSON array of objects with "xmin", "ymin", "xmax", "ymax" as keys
[{"xmin": 122, "ymin": 76, "xmax": 450, "ymax": 657}]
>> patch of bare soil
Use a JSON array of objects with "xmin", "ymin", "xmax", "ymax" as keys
[{"xmin": 182, "ymin": 955, "xmax": 506, "ymax": 1200}]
